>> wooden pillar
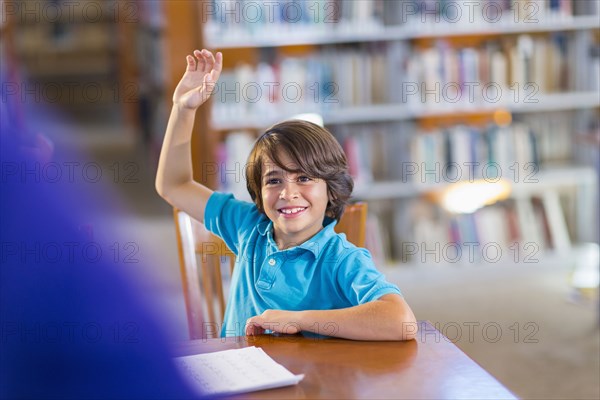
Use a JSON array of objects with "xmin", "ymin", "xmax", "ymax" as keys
[
  {"xmin": 115, "ymin": 11, "xmax": 139, "ymax": 132},
  {"xmin": 163, "ymin": 0, "xmax": 217, "ymax": 188}
]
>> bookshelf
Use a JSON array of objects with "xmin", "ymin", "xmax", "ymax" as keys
[
  {"xmin": 165, "ymin": 0, "xmax": 599, "ymax": 264},
  {"xmin": 9, "ymin": 0, "xmax": 141, "ymax": 127},
  {"xmin": 211, "ymin": 91, "xmax": 600, "ymax": 130},
  {"xmin": 353, "ymin": 166, "xmax": 597, "ymax": 199},
  {"xmin": 206, "ymin": 15, "xmax": 600, "ymax": 51}
]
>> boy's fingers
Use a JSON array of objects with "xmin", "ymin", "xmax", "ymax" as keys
[
  {"xmin": 186, "ymin": 55, "xmax": 196, "ymax": 71},
  {"xmin": 245, "ymin": 318, "xmax": 254, "ymax": 334},
  {"xmin": 209, "ymin": 69, "xmax": 220, "ymax": 84},
  {"xmin": 245, "ymin": 317, "xmax": 267, "ymax": 335},
  {"xmin": 195, "ymin": 49, "xmax": 206, "ymax": 72},
  {"xmin": 203, "ymin": 49, "xmax": 215, "ymax": 73},
  {"xmin": 207, "ymin": 52, "xmax": 222, "ymax": 83},
  {"xmin": 203, "ymin": 74, "xmax": 215, "ymax": 96},
  {"xmin": 213, "ymin": 52, "xmax": 223, "ymax": 75},
  {"xmin": 245, "ymin": 321, "xmax": 257, "ymax": 335},
  {"xmin": 216, "ymin": 52, "xmax": 223, "ymax": 68}
]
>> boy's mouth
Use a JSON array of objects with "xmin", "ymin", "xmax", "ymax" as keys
[{"xmin": 277, "ymin": 207, "xmax": 307, "ymax": 217}]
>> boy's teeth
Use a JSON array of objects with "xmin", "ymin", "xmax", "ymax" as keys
[{"xmin": 281, "ymin": 207, "xmax": 304, "ymax": 214}]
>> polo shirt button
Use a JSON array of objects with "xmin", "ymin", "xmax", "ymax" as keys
[{"xmin": 268, "ymin": 259, "xmax": 276, "ymax": 266}]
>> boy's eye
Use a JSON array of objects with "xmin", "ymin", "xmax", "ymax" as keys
[
  {"xmin": 265, "ymin": 178, "xmax": 281, "ymax": 185},
  {"xmin": 298, "ymin": 176, "xmax": 312, "ymax": 183}
]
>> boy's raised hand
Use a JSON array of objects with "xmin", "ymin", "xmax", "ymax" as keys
[{"xmin": 173, "ymin": 49, "xmax": 222, "ymax": 109}]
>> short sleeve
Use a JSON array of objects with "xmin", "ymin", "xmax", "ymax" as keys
[
  {"xmin": 336, "ymin": 248, "xmax": 402, "ymax": 305},
  {"xmin": 203, "ymin": 192, "xmax": 262, "ymax": 255}
]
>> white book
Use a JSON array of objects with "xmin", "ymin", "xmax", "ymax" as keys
[
  {"xmin": 591, "ymin": 46, "xmax": 600, "ymax": 92},
  {"xmin": 387, "ymin": 42, "xmax": 411, "ymax": 104},
  {"xmin": 546, "ymin": 38, "xmax": 563, "ymax": 92},
  {"xmin": 475, "ymin": 206, "xmax": 509, "ymax": 249},
  {"xmin": 365, "ymin": 213, "xmax": 388, "ymax": 265},
  {"xmin": 495, "ymin": 126, "xmax": 514, "ymax": 177},
  {"xmin": 279, "ymin": 58, "xmax": 306, "ymax": 114},
  {"xmin": 490, "ymin": 50, "xmax": 508, "ymax": 93},
  {"xmin": 512, "ymin": 123, "xmax": 533, "ymax": 167},
  {"xmin": 460, "ymin": 48, "xmax": 480, "ymax": 105},
  {"xmin": 542, "ymin": 190, "xmax": 572, "ymax": 253},
  {"xmin": 174, "ymin": 346, "xmax": 304, "ymax": 397},
  {"xmin": 372, "ymin": 52, "xmax": 386, "ymax": 104},
  {"xmin": 353, "ymin": 0, "xmax": 376, "ymax": 30},
  {"xmin": 351, "ymin": 53, "xmax": 361, "ymax": 106},
  {"xmin": 361, "ymin": 52, "xmax": 373, "ymax": 105},
  {"xmin": 235, "ymin": 63, "xmax": 255, "ymax": 117},
  {"xmin": 224, "ymin": 131, "xmax": 254, "ymax": 201},
  {"xmin": 422, "ymin": 48, "xmax": 442, "ymax": 98},
  {"xmin": 449, "ymin": 125, "xmax": 472, "ymax": 175},
  {"xmin": 510, "ymin": 35, "xmax": 533, "ymax": 86},
  {"xmin": 514, "ymin": 197, "xmax": 543, "ymax": 248},
  {"xmin": 255, "ymin": 62, "xmax": 278, "ymax": 119},
  {"xmin": 442, "ymin": 47, "xmax": 459, "ymax": 90},
  {"xmin": 570, "ymin": 30, "xmax": 592, "ymax": 91},
  {"xmin": 532, "ymin": 38, "xmax": 548, "ymax": 93},
  {"xmin": 336, "ymin": 51, "xmax": 354, "ymax": 106}
]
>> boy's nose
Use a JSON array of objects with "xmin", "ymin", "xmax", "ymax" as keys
[{"xmin": 279, "ymin": 182, "xmax": 299, "ymax": 200}]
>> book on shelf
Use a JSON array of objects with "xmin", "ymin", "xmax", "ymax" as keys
[
  {"xmin": 531, "ymin": 196, "xmax": 552, "ymax": 250},
  {"xmin": 541, "ymin": 190, "xmax": 572, "ymax": 253},
  {"xmin": 365, "ymin": 212, "xmax": 389, "ymax": 267},
  {"xmin": 217, "ymin": 131, "xmax": 255, "ymax": 201},
  {"xmin": 341, "ymin": 131, "xmax": 373, "ymax": 185},
  {"xmin": 515, "ymin": 196, "xmax": 544, "ymax": 246},
  {"xmin": 474, "ymin": 203, "xmax": 511, "ymax": 249}
]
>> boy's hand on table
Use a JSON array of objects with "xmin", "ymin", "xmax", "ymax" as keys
[{"xmin": 245, "ymin": 310, "xmax": 302, "ymax": 336}]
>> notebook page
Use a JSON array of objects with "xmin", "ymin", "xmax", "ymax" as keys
[{"xmin": 174, "ymin": 346, "xmax": 304, "ymax": 396}]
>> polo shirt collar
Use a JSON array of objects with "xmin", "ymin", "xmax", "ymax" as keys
[
  {"xmin": 257, "ymin": 218, "xmax": 271, "ymax": 236},
  {"xmin": 257, "ymin": 217, "xmax": 338, "ymax": 258}
]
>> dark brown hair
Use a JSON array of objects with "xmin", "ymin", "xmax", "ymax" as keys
[{"xmin": 245, "ymin": 120, "xmax": 353, "ymax": 221}]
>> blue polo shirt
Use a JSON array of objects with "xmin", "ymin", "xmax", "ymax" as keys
[{"xmin": 204, "ymin": 192, "xmax": 402, "ymax": 337}]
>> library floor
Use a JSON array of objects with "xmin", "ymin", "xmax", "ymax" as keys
[{"xmin": 55, "ymin": 117, "xmax": 599, "ymax": 400}]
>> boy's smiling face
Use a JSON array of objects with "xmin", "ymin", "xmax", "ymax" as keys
[{"xmin": 261, "ymin": 151, "xmax": 329, "ymax": 250}]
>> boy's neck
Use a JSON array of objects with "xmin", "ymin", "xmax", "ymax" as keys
[{"xmin": 273, "ymin": 226, "xmax": 324, "ymax": 250}]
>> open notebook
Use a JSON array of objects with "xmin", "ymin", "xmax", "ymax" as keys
[{"xmin": 174, "ymin": 346, "xmax": 304, "ymax": 396}]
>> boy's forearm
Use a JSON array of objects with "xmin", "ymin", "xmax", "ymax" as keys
[
  {"xmin": 155, "ymin": 104, "xmax": 197, "ymax": 197},
  {"xmin": 296, "ymin": 298, "xmax": 417, "ymax": 341},
  {"xmin": 249, "ymin": 295, "xmax": 417, "ymax": 341}
]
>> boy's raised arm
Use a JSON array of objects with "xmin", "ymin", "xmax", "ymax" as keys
[{"xmin": 155, "ymin": 50, "xmax": 223, "ymax": 223}]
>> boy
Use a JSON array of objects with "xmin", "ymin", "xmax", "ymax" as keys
[{"xmin": 156, "ymin": 49, "xmax": 417, "ymax": 340}]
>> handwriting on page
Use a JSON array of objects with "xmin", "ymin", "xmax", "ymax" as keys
[{"xmin": 174, "ymin": 346, "xmax": 304, "ymax": 396}]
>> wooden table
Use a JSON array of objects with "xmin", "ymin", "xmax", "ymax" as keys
[{"xmin": 172, "ymin": 321, "xmax": 516, "ymax": 399}]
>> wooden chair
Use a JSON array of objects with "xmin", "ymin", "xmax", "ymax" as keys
[{"xmin": 173, "ymin": 202, "xmax": 368, "ymax": 339}]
